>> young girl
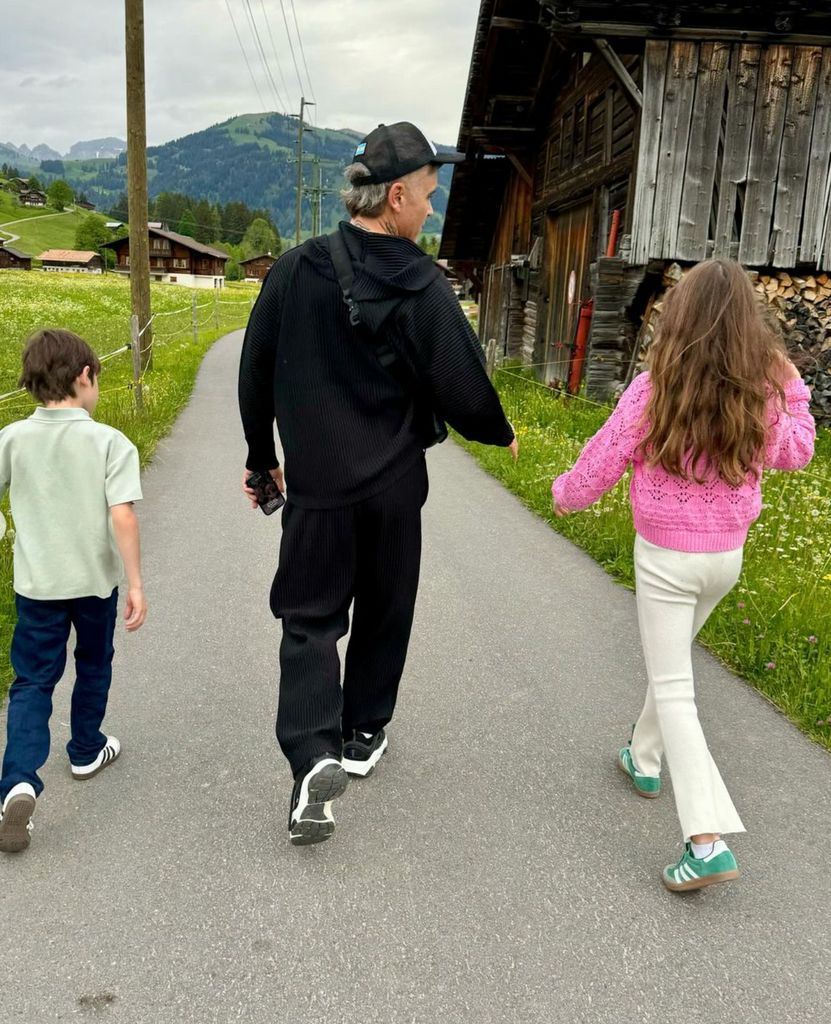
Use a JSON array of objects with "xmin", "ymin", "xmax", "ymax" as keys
[{"xmin": 551, "ymin": 259, "xmax": 816, "ymax": 892}]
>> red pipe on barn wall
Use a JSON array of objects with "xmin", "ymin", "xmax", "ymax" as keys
[
  {"xmin": 567, "ymin": 298, "xmax": 593, "ymax": 395},
  {"xmin": 566, "ymin": 210, "xmax": 620, "ymax": 394},
  {"xmin": 606, "ymin": 208, "xmax": 621, "ymax": 257}
]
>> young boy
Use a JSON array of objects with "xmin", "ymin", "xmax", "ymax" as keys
[{"xmin": 0, "ymin": 328, "xmax": 146, "ymax": 853}]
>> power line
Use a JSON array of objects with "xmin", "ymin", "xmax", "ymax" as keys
[
  {"xmin": 259, "ymin": 0, "xmax": 295, "ymax": 113},
  {"xmin": 224, "ymin": 0, "xmax": 267, "ymax": 111},
  {"xmin": 242, "ymin": 0, "xmax": 287, "ymax": 112},
  {"xmin": 278, "ymin": 0, "xmax": 305, "ymax": 100},
  {"xmin": 289, "ymin": 0, "xmax": 316, "ymax": 102}
]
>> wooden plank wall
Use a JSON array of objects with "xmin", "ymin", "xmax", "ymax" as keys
[{"xmin": 631, "ymin": 39, "xmax": 831, "ymax": 269}]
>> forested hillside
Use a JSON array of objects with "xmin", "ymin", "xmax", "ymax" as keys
[{"xmin": 27, "ymin": 113, "xmax": 453, "ymax": 236}]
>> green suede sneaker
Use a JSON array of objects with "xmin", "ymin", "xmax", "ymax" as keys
[
  {"xmin": 663, "ymin": 842, "xmax": 739, "ymax": 892},
  {"xmin": 618, "ymin": 746, "xmax": 661, "ymax": 798}
]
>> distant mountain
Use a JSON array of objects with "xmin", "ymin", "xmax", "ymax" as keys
[
  {"xmin": 66, "ymin": 137, "xmax": 126, "ymax": 160},
  {"xmin": 0, "ymin": 142, "xmax": 41, "ymax": 171},
  {"xmin": 2, "ymin": 137, "xmax": 127, "ymax": 164},
  {"xmin": 21, "ymin": 143, "xmax": 62, "ymax": 161},
  {"xmin": 25, "ymin": 114, "xmax": 453, "ymax": 236}
]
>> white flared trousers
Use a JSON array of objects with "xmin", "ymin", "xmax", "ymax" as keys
[{"xmin": 630, "ymin": 535, "xmax": 746, "ymax": 840}]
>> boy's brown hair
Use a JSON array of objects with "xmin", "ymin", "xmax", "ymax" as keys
[{"xmin": 19, "ymin": 328, "xmax": 102, "ymax": 403}]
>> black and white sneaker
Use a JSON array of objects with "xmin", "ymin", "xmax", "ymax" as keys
[
  {"xmin": 342, "ymin": 729, "xmax": 388, "ymax": 778},
  {"xmin": 289, "ymin": 756, "xmax": 349, "ymax": 846},
  {"xmin": 70, "ymin": 736, "xmax": 121, "ymax": 781}
]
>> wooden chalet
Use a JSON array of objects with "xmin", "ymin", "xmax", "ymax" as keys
[
  {"xmin": 39, "ymin": 249, "xmax": 103, "ymax": 273},
  {"xmin": 76, "ymin": 199, "xmax": 96, "ymax": 211},
  {"xmin": 441, "ymin": 1, "xmax": 831, "ymax": 400},
  {"xmin": 0, "ymin": 242, "xmax": 32, "ymax": 271},
  {"xmin": 104, "ymin": 228, "xmax": 229, "ymax": 289},
  {"xmin": 239, "ymin": 252, "xmax": 276, "ymax": 283},
  {"xmin": 19, "ymin": 189, "xmax": 47, "ymax": 207}
]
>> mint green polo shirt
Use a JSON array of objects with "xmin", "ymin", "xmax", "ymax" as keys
[{"xmin": 0, "ymin": 407, "xmax": 143, "ymax": 600}]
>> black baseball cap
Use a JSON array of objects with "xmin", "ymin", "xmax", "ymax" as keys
[{"xmin": 351, "ymin": 122, "xmax": 465, "ymax": 184}]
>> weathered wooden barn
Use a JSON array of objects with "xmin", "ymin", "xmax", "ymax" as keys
[
  {"xmin": 239, "ymin": 253, "xmax": 276, "ymax": 283},
  {"xmin": 0, "ymin": 242, "xmax": 32, "ymax": 271},
  {"xmin": 441, "ymin": 1, "xmax": 831, "ymax": 399}
]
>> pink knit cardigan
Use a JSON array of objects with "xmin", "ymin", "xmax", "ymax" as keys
[{"xmin": 551, "ymin": 373, "xmax": 816, "ymax": 552}]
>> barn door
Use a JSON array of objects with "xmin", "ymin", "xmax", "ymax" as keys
[{"xmin": 543, "ymin": 202, "xmax": 592, "ymax": 386}]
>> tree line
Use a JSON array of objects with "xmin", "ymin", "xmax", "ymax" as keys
[{"xmin": 108, "ymin": 190, "xmax": 281, "ymax": 250}]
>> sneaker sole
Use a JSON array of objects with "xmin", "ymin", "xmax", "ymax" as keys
[
  {"xmin": 71, "ymin": 745, "xmax": 121, "ymax": 781},
  {"xmin": 617, "ymin": 754, "xmax": 661, "ymax": 799},
  {"xmin": 342, "ymin": 736, "xmax": 389, "ymax": 778},
  {"xmin": 0, "ymin": 793, "xmax": 35, "ymax": 853},
  {"xmin": 663, "ymin": 868, "xmax": 740, "ymax": 892},
  {"xmin": 290, "ymin": 762, "xmax": 349, "ymax": 846}
]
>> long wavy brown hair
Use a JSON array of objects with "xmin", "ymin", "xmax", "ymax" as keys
[{"xmin": 640, "ymin": 259, "xmax": 786, "ymax": 487}]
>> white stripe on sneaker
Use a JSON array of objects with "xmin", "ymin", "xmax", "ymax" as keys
[{"xmin": 71, "ymin": 736, "xmax": 121, "ymax": 777}]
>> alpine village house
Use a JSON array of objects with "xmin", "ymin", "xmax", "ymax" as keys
[
  {"xmin": 0, "ymin": 242, "xmax": 32, "ymax": 271},
  {"xmin": 440, "ymin": 1, "xmax": 831, "ymax": 420},
  {"xmin": 104, "ymin": 228, "xmax": 230, "ymax": 289},
  {"xmin": 239, "ymin": 253, "xmax": 276, "ymax": 283}
]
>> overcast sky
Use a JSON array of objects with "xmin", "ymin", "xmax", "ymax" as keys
[{"xmin": 0, "ymin": 0, "xmax": 482, "ymax": 154}]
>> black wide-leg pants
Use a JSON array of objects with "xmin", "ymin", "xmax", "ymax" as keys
[{"xmin": 270, "ymin": 456, "xmax": 428, "ymax": 776}]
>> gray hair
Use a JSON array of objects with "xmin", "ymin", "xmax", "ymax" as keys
[{"xmin": 341, "ymin": 163, "xmax": 391, "ymax": 219}]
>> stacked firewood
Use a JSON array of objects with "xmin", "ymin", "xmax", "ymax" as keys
[
  {"xmin": 634, "ymin": 263, "xmax": 831, "ymax": 424},
  {"xmin": 750, "ymin": 270, "xmax": 831, "ymax": 424}
]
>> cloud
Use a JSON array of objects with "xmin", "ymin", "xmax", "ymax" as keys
[
  {"xmin": 1, "ymin": 0, "xmax": 481, "ymax": 152},
  {"xmin": 44, "ymin": 74, "xmax": 82, "ymax": 88}
]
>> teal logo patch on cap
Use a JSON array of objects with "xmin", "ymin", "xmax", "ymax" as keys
[{"xmin": 355, "ymin": 142, "xmax": 367, "ymax": 156}]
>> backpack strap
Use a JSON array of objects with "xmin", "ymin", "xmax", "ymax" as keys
[
  {"xmin": 325, "ymin": 230, "xmax": 399, "ymax": 371},
  {"xmin": 324, "ymin": 229, "xmax": 447, "ymax": 448},
  {"xmin": 327, "ymin": 228, "xmax": 362, "ymax": 328}
]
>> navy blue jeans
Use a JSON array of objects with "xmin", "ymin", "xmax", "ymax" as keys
[{"xmin": 0, "ymin": 589, "xmax": 118, "ymax": 801}]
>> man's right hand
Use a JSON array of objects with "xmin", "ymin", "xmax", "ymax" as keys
[
  {"xmin": 242, "ymin": 467, "xmax": 285, "ymax": 508},
  {"xmin": 509, "ymin": 437, "xmax": 519, "ymax": 460}
]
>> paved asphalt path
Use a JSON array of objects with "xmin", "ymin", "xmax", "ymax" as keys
[{"xmin": 2, "ymin": 330, "xmax": 829, "ymax": 1023}]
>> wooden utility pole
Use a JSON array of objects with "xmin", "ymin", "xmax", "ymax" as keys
[
  {"xmin": 305, "ymin": 157, "xmax": 335, "ymax": 238},
  {"xmin": 125, "ymin": 0, "xmax": 152, "ymax": 372},
  {"xmin": 311, "ymin": 157, "xmax": 321, "ymax": 236},
  {"xmin": 294, "ymin": 96, "xmax": 315, "ymax": 246}
]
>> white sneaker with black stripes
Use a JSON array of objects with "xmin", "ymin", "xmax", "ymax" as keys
[
  {"xmin": 289, "ymin": 755, "xmax": 349, "ymax": 846},
  {"xmin": 70, "ymin": 736, "xmax": 121, "ymax": 780}
]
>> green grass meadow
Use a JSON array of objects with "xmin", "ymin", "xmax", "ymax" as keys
[
  {"xmin": 0, "ymin": 270, "xmax": 258, "ymax": 699},
  {"xmin": 457, "ymin": 368, "xmax": 831, "ymax": 749}
]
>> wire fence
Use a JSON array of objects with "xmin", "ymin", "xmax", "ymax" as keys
[
  {"xmin": 492, "ymin": 362, "xmax": 831, "ymax": 492},
  {"xmin": 0, "ymin": 290, "xmax": 255, "ymax": 418}
]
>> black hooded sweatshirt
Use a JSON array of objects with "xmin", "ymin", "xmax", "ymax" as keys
[{"xmin": 238, "ymin": 221, "xmax": 514, "ymax": 509}]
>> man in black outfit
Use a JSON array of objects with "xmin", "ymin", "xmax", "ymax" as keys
[{"xmin": 238, "ymin": 122, "xmax": 517, "ymax": 845}]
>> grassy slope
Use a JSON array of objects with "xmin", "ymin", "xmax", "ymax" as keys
[
  {"xmin": 0, "ymin": 191, "xmax": 59, "ymax": 225},
  {"xmin": 3, "ymin": 216, "xmax": 85, "ymax": 255}
]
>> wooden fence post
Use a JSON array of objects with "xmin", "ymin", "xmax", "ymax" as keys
[
  {"xmin": 191, "ymin": 293, "xmax": 198, "ymax": 344},
  {"xmin": 213, "ymin": 293, "xmax": 219, "ymax": 330},
  {"xmin": 485, "ymin": 337, "xmax": 498, "ymax": 378},
  {"xmin": 130, "ymin": 314, "xmax": 144, "ymax": 410}
]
